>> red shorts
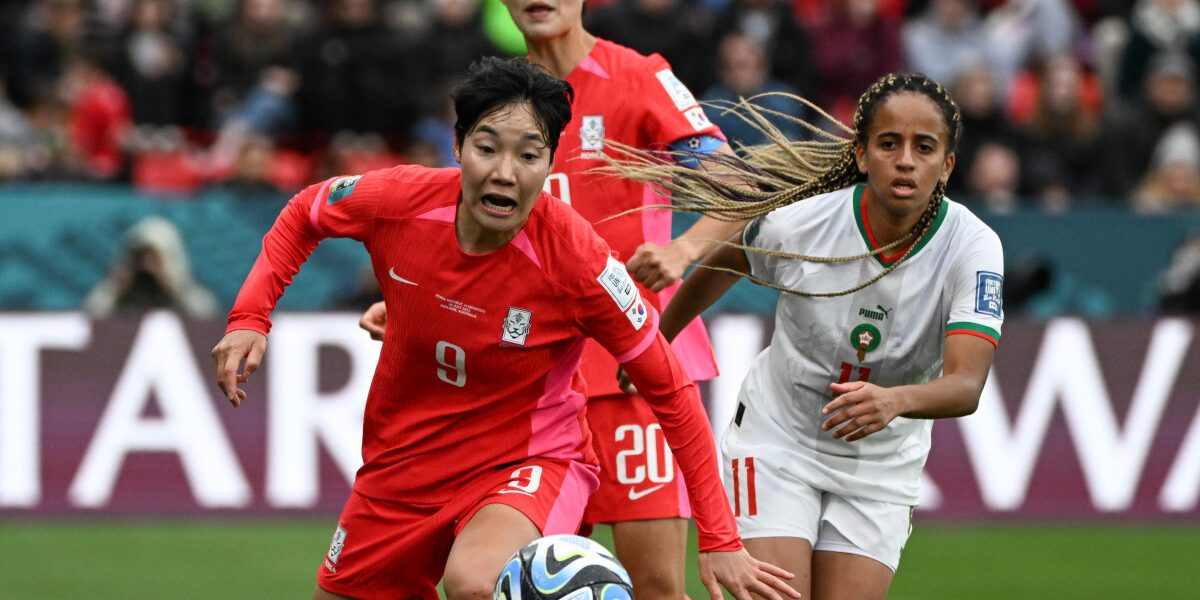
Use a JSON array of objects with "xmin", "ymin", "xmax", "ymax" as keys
[
  {"xmin": 317, "ymin": 458, "xmax": 599, "ymax": 600},
  {"xmin": 582, "ymin": 394, "xmax": 691, "ymax": 525}
]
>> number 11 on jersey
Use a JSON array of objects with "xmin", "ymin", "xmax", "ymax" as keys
[{"xmin": 837, "ymin": 362, "xmax": 871, "ymax": 384}]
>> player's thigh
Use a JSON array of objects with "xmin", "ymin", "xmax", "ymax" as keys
[
  {"xmin": 444, "ymin": 458, "xmax": 599, "ymax": 599},
  {"xmin": 316, "ymin": 490, "xmax": 448, "ymax": 600},
  {"xmin": 742, "ymin": 537, "xmax": 813, "ymax": 600},
  {"xmin": 444, "ymin": 503, "xmax": 542, "ymax": 600},
  {"xmin": 584, "ymin": 394, "xmax": 690, "ymax": 525},
  {"xmin": 611, "ymin": 518, "xmax": 688, "ymax": 599},
  {"xmin": 809, "ymin": 495, "xmax": 910, "ymax": 600}
]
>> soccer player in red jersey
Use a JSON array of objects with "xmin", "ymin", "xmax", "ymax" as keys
[
  {"xmin": 359, "ymin": 3, "xmax": 744, "ymax": 597},
  {"xmin": 212, "ymin": 57, "xmax": 796, "ymax": 600}
]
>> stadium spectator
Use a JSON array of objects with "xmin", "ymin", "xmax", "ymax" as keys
[
  {"xmin": 5, "ymin": 0, "xmax": 96, "ymax": 110},
  {"xmin": 208, "ymin": 132, "xmax": 289, "ymax": 198},
  {"xmin": 202, "ymin": 0, "xmax": 302, "ymax": 131},
  {"xmin": 111, "ymin": 0, "xmax": 193, "ymax": 127},
  {"xmin": 413, "ymin": 0, "xmax": 504, "ymax": 116},
  {"xmin": 1134, "ymin": 121, "xmax": 1200, "ymax": 211},
  {"xmin": 982, "ymin": 0, "xmax": 1083, "ymax": 97},
  {"xmin": 947, "ymin": 63, "xmax": 1022, "ymax": 201},
  {"xmin": 964, "ymin": 140, "xmax": 1023, "ymax": 212},
  {"xmin": 702, "ymin": 32, "xmax": 807, "ymax": 150},
  {"xmin": 1100, "ymin": 51, "xmax": 1200, "ymax": 197},
  {"xmin": 212, "ymin": 56, "xmax": 797, "ymax": 600},
  {"xmin": 710, "ymin": 0, "xmax": 817, "ymax": 98},
  {"xmin": 85, "ymin": 214, "xmax": 218, "ymax": 318},
  {"xmin": 1014, "ymin": 54, "xmax": 1102, "ymax": 209},
  {"xmin": 1116, "ymin": 0, "xmax": 1200, "ymax": 100},
  {"xmin": 0, "ymin": 80, "xmax": 48, "ymax": 180},
  {"xmin": 300, "ymin": 0, "xmax": 418, "ymax": 143},
  {"xmin": 61, "ymin": 50, "xmax": 133, "ymax": 180},
  {"xmin": 808, "ymin": 0, "xmax": 904, "ymax": 125},
  {"xmin": 613, "ymin": 71, "xmax": 1001, "ymax": 600},
  {"xmin": 902, "ymin": 0, "xmax": 995, "ymax": 93}
]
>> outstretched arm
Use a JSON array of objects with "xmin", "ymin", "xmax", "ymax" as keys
[
  {"xmin": 625, "ymin": 143, "xmax": 748, "ymax": 291},
  {"xmin": 659, "ymin": 233, "xmax": 750, "ymax": 342}
]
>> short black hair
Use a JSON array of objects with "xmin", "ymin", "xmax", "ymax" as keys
[{"xmin": 453, "ymin": 57, "xmax": 574, "ymax": 161}]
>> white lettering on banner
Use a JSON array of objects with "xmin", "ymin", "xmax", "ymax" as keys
[
  {"xmin": 1161, "ymin": 398, "xmax": 1200, "ymax": 511},
  {"xmin": 266, "ymin": 315, "xmax": 377, "ymax": 507},
  {"xmin": 69, "ymin": 311, "xmax": 250, "ymax": 508},
  {"xmin": 0, "ymin": 314, "xmax": 90, "ymax": 507},
  {"xmin": 962, "ymin": 318, "xmax": 1191, "ymax": 512}
]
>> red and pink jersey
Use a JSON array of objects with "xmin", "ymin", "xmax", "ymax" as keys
[
  {"xmin": 226, "ymin": 165, "xmax": 740, "ymax": 551},
  {"xmin": 549, "ymin": 39, "xmax": 722, "ymax": 397}
]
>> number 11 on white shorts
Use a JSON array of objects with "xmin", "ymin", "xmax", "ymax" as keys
[{"xmin": 731, "ymin": 457, "xmax": 757, "ymax": 517}]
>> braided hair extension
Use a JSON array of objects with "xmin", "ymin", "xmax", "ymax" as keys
[{"xmin": 601, "ymin": 72, "xmax": 962, "ymax": 297}]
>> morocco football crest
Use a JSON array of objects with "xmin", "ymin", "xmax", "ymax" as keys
[{"xmin": 850, "ymin": 323, "xmax": 882, "ymax": 362}]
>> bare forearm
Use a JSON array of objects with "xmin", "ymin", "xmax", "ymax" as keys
[
  {"xmin": 661, "ymin": 243, "xmax": 747, "ymax": 341},
  {"xmin": 893, "ymin": 372, "xmax": 985, "ymax": 419},
  {"xmin": 672, "ymin": 215, "xmax": 747, "ymax": 263}
]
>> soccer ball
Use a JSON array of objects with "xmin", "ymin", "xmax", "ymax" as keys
[{"xmin": 493, "ymin": 534, "xmax": 634, "ymax": 600}]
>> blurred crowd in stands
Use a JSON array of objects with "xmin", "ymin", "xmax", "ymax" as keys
[
  {"xmin": 6, "ymin": 0, "xmax": 1200, "ymax": 213},
  {"xmin": 5, "ymin": 0, "xmax": 1200, "ymax": 313}
]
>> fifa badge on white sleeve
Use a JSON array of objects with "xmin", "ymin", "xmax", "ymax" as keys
[
  {"xmin": 501, "ymin": 307, "xmax": 533, "ymax": 346},
  {"xmin": 581, "ymin": 115, "xmax": 604, "ymax": 151},
  {"xmin": 975, "ymin": 271, "xmax": 1004, "ymax": 318}
]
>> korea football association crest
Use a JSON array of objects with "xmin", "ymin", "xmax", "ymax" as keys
[
  {"xmin": 501, "ymin": 307, "xmax": 533, "ymax": 346},
  {"xmin": 581, "ymin": 115, "xmax": 605, "ymax": 152}
]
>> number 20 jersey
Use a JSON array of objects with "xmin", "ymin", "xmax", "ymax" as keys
[{"xmin": 734, "ymin": 185, "xmax": 1004, "ymax": 505}]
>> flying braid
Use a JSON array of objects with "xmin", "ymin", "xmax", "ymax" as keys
[{"xmin": 602, "ymin": 72, "xmax": 961, "ymax": 297}]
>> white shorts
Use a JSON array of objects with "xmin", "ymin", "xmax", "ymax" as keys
[{"xmin": 722, "ymin": 453, "xmax": 913, "ymax": 571}]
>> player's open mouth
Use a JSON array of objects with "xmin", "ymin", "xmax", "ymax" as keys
[
  {"xmin": 482, "ymin": 194, "xmax": 519, "ymax": 215},
  {"xmin": 891, "ymin": 178, "xmax": 917, "ymax": 199},
  {"xmin": 525, "ymin": 2, "xmax": 553, "ymax": 18}
]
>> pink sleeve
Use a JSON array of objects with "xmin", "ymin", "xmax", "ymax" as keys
[{"xmin": 621, "ymin": 331, "xmax": 741, "ymax": 553}]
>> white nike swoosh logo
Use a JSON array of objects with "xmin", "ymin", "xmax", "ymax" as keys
[
  {"xmin": 628, "ymin": 484, "xmax": 665, "ymax": 501},
  {"xmin": 388, "ymin": 267, "xmax": 418, "ymax": 286}
]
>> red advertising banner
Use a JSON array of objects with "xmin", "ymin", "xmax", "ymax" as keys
[{"xmin": 2, "ymin": 312, "xmax": 1198, "ymax": 519}]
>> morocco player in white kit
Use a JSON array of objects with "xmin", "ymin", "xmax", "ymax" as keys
[{"xmin": 620, "ymin": 73, "xmax": 1003, "ymax": 599}]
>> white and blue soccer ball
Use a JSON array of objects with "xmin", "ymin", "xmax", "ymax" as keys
[{"xmin": 493, "ymin": 534, "xmax": 634, "ymax": 600}]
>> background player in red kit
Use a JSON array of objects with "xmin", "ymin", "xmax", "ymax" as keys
[
  {"xmin": 358, "ymin": 2, "xmax": 743, "ymax": 596},
  {"xmin": 211, "ymin": 57, "xmax": 796, "ymax": 600}
]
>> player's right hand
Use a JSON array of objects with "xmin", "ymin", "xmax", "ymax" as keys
[
  {"xmin": 211, "ymin": 329, "xmax": 267, "ymax": 407},
  {"xmin": 359, "ymin": 301, "xmax": 387, "ymax": 341},
  {"xmin": 700, "ymin": 549, "xmax": 801, "ymax": 600}
]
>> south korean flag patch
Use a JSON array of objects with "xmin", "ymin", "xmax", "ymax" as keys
[{"xmin": 625, "ymin": 298, "xmax": 648, "ymax": 330}]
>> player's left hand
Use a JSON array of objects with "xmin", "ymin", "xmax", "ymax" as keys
[
  {"xmin": 700, "ymin": 549, "xmax": 801, "ymax": 600},
  {"xmin": 626, "ymin": 241, "xmax": 690, "ymax": 292},
  {"xmin": 822, "ymin": 381, "xmax": 902, "ymax": 441}
]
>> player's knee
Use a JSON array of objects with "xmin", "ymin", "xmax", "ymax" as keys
[
  {"xmin": 442, "ymin": 565, "xmax": 496, "ymax": 600},
  {"xmin": 628, "ymin": 569, "xmax": 686, "ymax": 600}
]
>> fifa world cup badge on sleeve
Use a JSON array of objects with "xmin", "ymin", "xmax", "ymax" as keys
[
  {"xmin": 502, "ymin": 307, "xmax": 533, "ymax": 346},
  {"xmin": 597, "ymin": 256, "xmax": 638, "ymax": 311},
  {"xmin": 327, "ymin": 175, "xmax": 361, "ymax": 204},
  {"xmin": 325, "ymin": 525, "xmax": 348, "ymax": 571},
  {"xmin": 975, "ymin": 271, "xmax": 1004, "ymax": 318}
]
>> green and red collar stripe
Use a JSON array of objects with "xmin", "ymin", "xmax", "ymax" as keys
[{"xmin": 853, "ymin": 184, "xmax": 949, "ymax": 267}]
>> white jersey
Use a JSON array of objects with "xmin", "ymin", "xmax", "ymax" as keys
[{"xmin": 729, "ymin": 184, "xmax": 1004, "ymax": 505}]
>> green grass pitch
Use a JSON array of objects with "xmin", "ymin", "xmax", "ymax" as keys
[{"xmin": 0, "ymin": 520, "xmax": 1195, "ymax": 598}]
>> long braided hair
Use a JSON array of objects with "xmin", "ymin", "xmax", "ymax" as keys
[{"xmin": 605, "ymin": 72, "xmax": 962, "ymax": 297}]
